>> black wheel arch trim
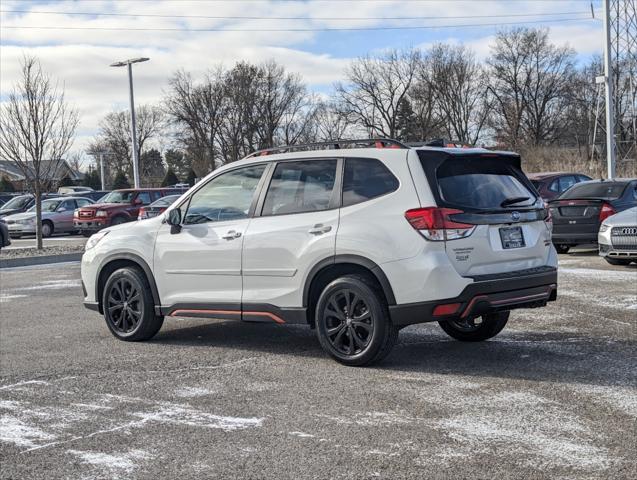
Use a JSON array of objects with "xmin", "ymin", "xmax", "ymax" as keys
[
  {"xmin": 95, "ymin": 252, "xmax": 161, "ymax": 314},
  {"xmin": 303, "ymin": 254, "xmax": 396, "ymax": 307}
]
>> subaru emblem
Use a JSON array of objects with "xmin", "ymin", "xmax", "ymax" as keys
[{"xmin": 511, "ymin": 211, "xmax": 521, "ymax": 222}]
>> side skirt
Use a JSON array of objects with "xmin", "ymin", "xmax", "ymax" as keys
[{"xmin": 158, "ymin": 303, "xmax": 307, "ymax": 325}]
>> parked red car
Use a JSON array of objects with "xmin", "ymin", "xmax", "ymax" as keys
[
  {"xmin": 74, "ymin": 188, "xmax": 185, "ymax": 236},
  {"xmin": 527, "ymin": 172, "xmax": 592, "ymax": 201}
]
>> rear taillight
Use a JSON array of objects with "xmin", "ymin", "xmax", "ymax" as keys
[
  {"xmin": 138, "ymin": 207, "xmax": 147, "ymax": 220},
  {"xmin": 543, "ymin": 202, "xmax": 553, "ymax": 232},
  {"xmin": 599, "ymin": 203, "xmax": 615, "ymax": 222},
  {"xmin": 404, "ymin": 207, "xmax": 476, "ymax": 241}
]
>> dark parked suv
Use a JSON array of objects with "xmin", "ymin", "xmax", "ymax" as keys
[
  {"xmin": 549, "ymin": 179, "xmax": 637, "ymax": 253},
  {"xmin": 74, "ymin": 188, "xmax": 186, "ymax": 236}
]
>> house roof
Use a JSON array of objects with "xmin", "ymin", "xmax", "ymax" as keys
[{"xmin": 0, "ymin": 159, "xmax": 83, "ymax": 182}]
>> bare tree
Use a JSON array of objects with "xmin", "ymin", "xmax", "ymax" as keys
[
  {"xmin": 165, "ymin": 68, "xmax": 225, "ymax": 172},
  {"xmin": 94, "ymin": 105, "xmax": 166, "ymax": 185},
  {"xmin": 426, "ymin": 44, "xmax": 491, "ymax": 144},
  {"xmin": 0, "ymin": 56, "xmax": 78, "ymax": 249},
  {"xmin": 335, "ymin": 49, "xmax": 421, "ymax": 138},
  {"xmin": 488, "ymin": 28, "xmax": 576, "ymax": 147},
  {"xmin": 311, "ymin": 101, "xmax": 355, "ymax": 141}
]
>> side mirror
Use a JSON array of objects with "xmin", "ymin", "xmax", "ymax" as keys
[
  {"xmin": 57, "ymin": 207, "xmax": 67, "ymax": 212},
  {"xmin": 167, "ymin": 208, "xmax": 182, "ymax": 234}
]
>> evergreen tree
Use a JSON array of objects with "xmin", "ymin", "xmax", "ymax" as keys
[
  {"xmin": 164, "ymin": 149, "xmax": 191, "ymax": 179},
  {"xmin": 112, "ymin": 171, "xmax": 131, "ymax": 189},
  {"xmin": 140, "ymin": 148, "xmax": 165, "ymax": 180},
  {"xmin": 0, "ymin": 175, "xmax": 15, "ymax": 192},
  {"xmin": 161, "ymin": 168, "xmax": 180, "ymax": 187},
  {"xmin": 58, "ymin": 174, "xmax": 75, "ymax": 188},
  {"xmin": 186, "ymin": 168, "xmax": 197, "ymax": 187},
  {"xmin": 395, "ymin": 97, "xmax": 419, "ymax": 142},
  {"xmin": 83, "ymin": 169, "xmax": 102, "ymax": 190}
]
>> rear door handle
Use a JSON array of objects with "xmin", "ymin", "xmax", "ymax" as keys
[
  {"xmin": 308, "ymin": 224, "xmax": 332, "ymax": 235},
  {"xmin": 222, "ymin": 230, "xmax": 242, "ymax": 240}
]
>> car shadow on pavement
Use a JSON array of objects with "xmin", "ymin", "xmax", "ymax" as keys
[{"xmin": 150, "ymin": 320, "xmax": 635, "ymax": 389}]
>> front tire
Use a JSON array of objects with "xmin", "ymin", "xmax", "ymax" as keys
[
  {"xmin": 316, "ymin": 274, "xmax": 398, "ymax": 366},
  {"xmin": 555, "ymin": 244, "xmax": 570, "ymax": 254},
  {"xmin": 438, "ymin": 311, "xmax": 509, "ymax": 342},
  {"xmin": 102, "ymin": 266, "xmax": 164, "ymax": 341},
  {"xmin": 111, "ymin": 216, "xmax": 127, "ymax": 226}
]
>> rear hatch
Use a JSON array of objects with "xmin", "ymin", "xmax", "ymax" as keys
[{"xmin": 417, "ymin": 151, "xmax": 551, "ymax": 277}]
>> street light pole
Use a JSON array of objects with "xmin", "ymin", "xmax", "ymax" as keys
[
  {"xmin": 602, "ymin": 0, "xmax": 616, "ymax": 179},
  {"xmin": 110, "ymin": 57, "xmax": 149, "ymax": 188}
]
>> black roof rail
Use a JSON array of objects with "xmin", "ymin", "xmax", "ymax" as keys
[
  {"xmin": 406, "ymin": 139, "xmax": 475, "ymax": 148},
  {"xmin": 245, "ymin": 138, "xmax": 409, "ymax": 158}
]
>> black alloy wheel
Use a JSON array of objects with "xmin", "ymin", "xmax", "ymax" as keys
[
  {"xmin": 323, "ymin": 289, "xmax": 374, "ymax": 356},
  {"xmin": 102, "ymin": 267, "xmax": 164, "ymax": 341},
  {"xmin": 106, "ymin": 277, "xmax": 142, "ymax": 334},
  {"xmin": 316, "ymin": 274, "xmax": 398, "ymax": 366}
]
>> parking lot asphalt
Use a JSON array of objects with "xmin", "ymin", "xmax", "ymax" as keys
[{"xmin": 0, "ymin": 253, "xmax": 635, "ymax": 479}]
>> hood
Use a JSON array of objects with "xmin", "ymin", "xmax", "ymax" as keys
[
  {"xmin": 605, "ymin": 207, "xmax": 637, "ymax": 226},
  {"xmin": 2, "ymin": 211, "xmax": 35, "ymax": 222},
  {"xmin": 0, "ymin": 208, "xmax": 23, "ymax": 217},
  {"xmin": 80, "ymin": 203, "xmax": 130, "ymax": 210}
]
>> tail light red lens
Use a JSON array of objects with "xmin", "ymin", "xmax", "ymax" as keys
[
  {"xmin": 599, "ymin": 203, "xmax": 615, "ymax": 222},
  {"xmin": 138, "ymin": 207, "xmax": 147, "ymax": 220},
  {"xmin": 404, "ymin": 207, "xmax": 476, "ymax": 241}
]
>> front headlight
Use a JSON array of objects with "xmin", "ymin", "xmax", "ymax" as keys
[
  {"xmin": 95, "ymin": 210, "xmax": 108, "ymax": 218},
  {"xmin": 599, "ymin": 224, "xmax": 610, "ymax": 233},
  {"xmin": 85, "ymin": 230, "xmax": 109, "ymax": 250},
  {"xmin": 18, "ymin": 218, "xmax": 35, "ymax": 225}
]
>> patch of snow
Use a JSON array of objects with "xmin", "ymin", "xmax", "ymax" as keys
[
  {"xmin": 133, "ymin": 405, "xmax": 263, "ymax": 431},
  {"xmin": 559, "ymin": 267, "xmax": 637, "ymax": 282},
  {"xmin": 288, "ymin": 431, "xmax": 315, "ymax": 438},
  {"xmin": 8, "ymin": 279, "xmax": 82, "ymax": 292},
  {"xmin": 0, "ymin": 294, "xmax": 27, "ymax": 303},
  {"xmin": 0, "ymin": 380, "xmax": 49, "ymax": 390},
  {"xmin": 67, "ymin": 449, "xmax": 152, "ymax": 474},
  {"xmin": 559, "ymin": 288, "xmax": 637, "ymax": 311},
  {"xmin": 174, "ymin": 387, "xmax": 215, "ymax": 398},
  {"xmin": 0, "ymin": 415, "xmax": 56, "ymax": 448}
]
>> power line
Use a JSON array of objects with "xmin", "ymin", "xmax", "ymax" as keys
[
  {"xmin": 0, "ymin": 17, "xmax": 597, "ymax": 32},
  {"xmin": 0, "ymin": 9, "xmax": 593, "ymax": 21}
]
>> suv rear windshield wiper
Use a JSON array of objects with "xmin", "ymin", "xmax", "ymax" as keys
[{"xmin": 500, "ymin": 196, "xmax": 530, "ymax": 207}]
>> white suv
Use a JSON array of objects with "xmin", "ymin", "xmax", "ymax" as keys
[{"xmin": 81, "ymin": 139, "xmax": 558, "ymax": 366}]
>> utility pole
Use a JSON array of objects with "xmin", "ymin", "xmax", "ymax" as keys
[
  {"xmin": 110, "ymin": 57, "xmax": 149, "ymax": 188},
  {"xmin": 602, "ymin": 0, "xmax": 616, "ymax": 179}
]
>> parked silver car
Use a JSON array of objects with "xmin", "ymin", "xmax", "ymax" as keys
[
  {"xmin": 598, "ymin": 206, "xmax": 637, "ymax": 265},
  {"xmin": 4, "ymin": 197, "xmax": 94, "ymax": 238}
]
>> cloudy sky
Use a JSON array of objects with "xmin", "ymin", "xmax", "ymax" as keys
[{"xmin": 1, "ymin": 0, "xmax": 603, "ymax": 166}]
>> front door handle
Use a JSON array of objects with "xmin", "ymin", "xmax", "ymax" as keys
[
  {"xmin": 308, "ymin": 224, "xmax": 332, "ymax": 235},
  {"xmin": 222, "ymin": 230, "xmax": 242, "ymax": 240}
]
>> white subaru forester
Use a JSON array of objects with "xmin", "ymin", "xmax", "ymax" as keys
[{"xmin": 81, "ymin": 139, "xmax": 558, "ymax": 366}]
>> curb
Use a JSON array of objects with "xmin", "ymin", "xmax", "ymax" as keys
[{"xmin": 0, "ymin": 252, "xmax": 83, "ymax": 269}]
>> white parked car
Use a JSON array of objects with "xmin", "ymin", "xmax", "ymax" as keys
[
  {"xmin": 598, "ymin": 206, "xmax": 637, "ymax": 265},
  {"xmin": 81, "ymin": 139, "xmax": 558, "ymax": 366}
]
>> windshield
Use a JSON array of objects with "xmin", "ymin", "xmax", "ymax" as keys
[
  {"xmin": 28, "ymin": 199, "xmax": 63, "ymax": 213},
  {"xmin": 99, "ymin": 191, "xmax": 135, "ymax": 204},
  {"xmin": 0, "ymin": 196, "xmax": 31, "ymax": 211},
  {"xmin": 559, "ymin": 182, "xmax": 626, "ymax": 200}
]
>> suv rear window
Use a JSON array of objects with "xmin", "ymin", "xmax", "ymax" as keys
[
  {"xmin": 343, "ymin": 158, "xmax": 399, "ymax": 207},
  {"xmin": 559, "ymin": 182, "xmax": 627, "ymax": 200},
  {"xmin": 431, "ymin": 156, "xmax": 536, "ymax": 210}
]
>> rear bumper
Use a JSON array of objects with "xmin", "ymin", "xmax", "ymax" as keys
[
  {"xmin": 389, "ymin": 266, "xmax": 557, "ymax": 327},
  {"xmin": 551, "ymin": 231, "xmax": 597, "ymax": 245}
]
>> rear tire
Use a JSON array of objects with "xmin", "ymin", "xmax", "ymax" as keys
[
  {"xmin": 438, "ymin": 311, "xmax": 509, "ymax": 342},
  {"xmin": 82, "ymin": 232, "xmax": 92, "ymax": 238},
  {"xmin": 111, "ymin": 216, "xmax": 127, "ymax": 226},
  {"xmin": 555, "ymin": 244, "xmax": 570, "ymax": 254},
  {"xmin": 102, "ymin": 266, "xmax": 164, "ymax": 341},
  {"xmin": 316, "ymin": 274, "xmax": 398, "ymax": 366},
  {"xmin": 605, "ymin": 257, "xmax": 633, "ymax": 266}
]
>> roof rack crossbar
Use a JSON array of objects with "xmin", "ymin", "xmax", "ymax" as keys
[{"xmin": 246, "ymin": 138, "xmax": 408, "ymax": 158}]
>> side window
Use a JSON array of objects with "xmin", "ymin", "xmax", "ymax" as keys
[
  {"xmin": 61, "ymin": 200, "xmax": 75, "ymax": 211},
  {"xmin": 136, "ymin": 192, "xmax": 152, "ymax": 205},
  {"xmin": 548, "ymin": 180, "xmax": 559, "ymax": 193},
  {"xmin": 183, "ymin": 164, "xmax": 266, "ymax": 225},
  {"xmin": 632, "ymin": 185, "xmax": 637, "ymax": 201},
  {"xmin": 262, "ymin": 160, "xmax": 337, "ymax": 216},
  {"xmin": 578, "ymin": 175, "xmax": 591, "ymax": 183},
  {"xmin": 76, "ymin": 199, "xmax": 91, "ymax": 208},
  {"xmin": 151, "ymin": 191, "xmax": 162, "ymax": 202},
  {"xmin": 559, "ymin": 176, "xmax": 576, "ymax": 192},
  {"xmin": 343, "ymin": 158, "xmax": 399, "ymax": 207}
]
